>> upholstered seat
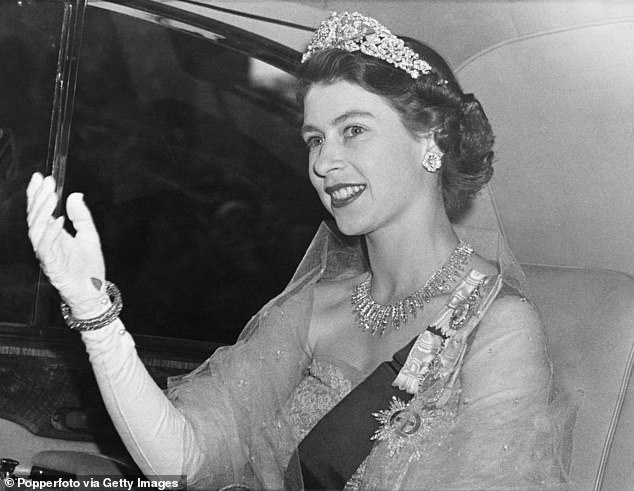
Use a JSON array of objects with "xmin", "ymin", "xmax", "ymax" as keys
[
  {"xmin": 453, "ymin": 12, "xmax": 634, "ymax": 489},
  {"xmin": 457, "ymin": 192, "xmax": 634, "ymax": 490},
  {"xmin": 525, "ymin": 264, "xmax": 634, "ymax": 490}
]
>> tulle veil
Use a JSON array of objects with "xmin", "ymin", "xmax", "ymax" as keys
[{"xmin": 167, "ymin": 184, "xmax": 576, "ymax": 490}]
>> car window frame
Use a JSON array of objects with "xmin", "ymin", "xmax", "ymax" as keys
[{"xmin": 2, "ymin": 0, "xmax": 310, "ymax": 357}]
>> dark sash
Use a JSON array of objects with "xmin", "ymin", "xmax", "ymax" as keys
[
  {"xmin": 293, "ymin": 335, "xmax": 421, "ymax": 490},
  {"xmin": 288, "ymin": 272, "xmax": 499, "ymax": 489}
]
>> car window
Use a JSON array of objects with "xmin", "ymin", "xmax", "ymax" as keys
[
  {"xmin": 42, "ymin": 7, "xmax": 326, "ymax": 343},
  {"xmin": 0, "ymin": 1, "xmax": 66, "ymax": 328}
]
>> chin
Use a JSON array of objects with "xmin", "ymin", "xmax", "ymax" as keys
[{"xmin": 332, "ymin": 215, "xmax": 371, "ymax": 237}]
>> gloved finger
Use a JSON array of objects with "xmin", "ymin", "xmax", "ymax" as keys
[
  {"xmin": 28, "ymin": 216, "xmax": 55, "ymax": 253},
  {"xmin": 27, "ymin": 174, "xmax": 55, "ymax": 218},
  {"xmin": 35, "ymin": 215, "xmax": 66, "ymax": 259},
  {"xmin": 27, "ymin": 193, "xmax": 58, "ymax": 247},
  {"xmin": 26, "ymin": 172, "xmax": 45, "ymax": 213},
  {"xmin": 66, "ymin": 193, "xmax": 100, "ymax": 242},
  {"xmin": 27, "ymin": 176, "xmax": 57, "ymax": 228}
]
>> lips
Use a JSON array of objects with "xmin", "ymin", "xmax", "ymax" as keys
[{"xmin": 325, "ymin": 183, "xmax": 366, "ymax": 208}]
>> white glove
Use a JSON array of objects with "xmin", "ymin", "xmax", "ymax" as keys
[{"xmin": 26, "ymin": 172, "xmax": 109, "ymax": 318}]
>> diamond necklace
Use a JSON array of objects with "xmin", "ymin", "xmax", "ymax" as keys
[{"xmin": 351, "ymin": 241, "xmax": 474, "ymax": 336}]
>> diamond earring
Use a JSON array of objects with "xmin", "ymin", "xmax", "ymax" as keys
[{"xmin": 422, "ymin": 152, "xmax": 442, "ymax": 172}]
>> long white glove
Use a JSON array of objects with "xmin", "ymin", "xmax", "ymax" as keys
[
  {"xmin": 25, "ymin": 173, "xmax": 204, "ymax": 479},
  {"xmin": 26, "ymin": 172, "xmax": 108, "ymax": 318},
  {"xmin": 80, "ymin": 320, "xmax": 203, "ymax": 479}
]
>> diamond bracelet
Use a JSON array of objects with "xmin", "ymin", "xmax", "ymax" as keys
[{"xmin": 60, "ymin": 281, "xmax": 123, "ymax": 331}]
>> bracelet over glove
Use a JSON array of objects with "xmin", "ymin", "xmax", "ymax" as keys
[{"xmin": 60, "ymin": 281, "xmax": 123, "ymax": 331}]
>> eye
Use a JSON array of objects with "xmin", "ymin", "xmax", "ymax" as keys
[
  {"xmin": 343, "ymin": 125, "xmax": 365, "ymax": 138},
  {"xmin": 304, "ymin": 135, "xmax": 323, "ymax": 149}
]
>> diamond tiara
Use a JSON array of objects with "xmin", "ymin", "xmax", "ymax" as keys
[{"xmin": 302, "ymin": 11, "xmax": 436, "ymax": 80}]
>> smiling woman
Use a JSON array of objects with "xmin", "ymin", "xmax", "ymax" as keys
[
  {"xmin": 25, "ymin": 9, "xmax": 574, "ymax": 491},
  {"xmin": 302, "ymin": 81, "xmax": 433, "ymax": 237},
  {"xmin": 298, "ymin": 37, "xmax": 495, "ymax": 225}
]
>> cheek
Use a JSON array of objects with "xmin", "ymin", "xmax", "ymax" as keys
[
  {"xmin": 308, "ymin": 160, "xmax": 319, "ymax": 190},
  {"xmin": 371, "ymin": 162, "xmax": 422, "ymax": 203},
  {"xmin": 308, "ymin": 170, "xmax": 329, "ymax": 205}
]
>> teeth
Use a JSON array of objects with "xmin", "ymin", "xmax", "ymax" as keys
[{"xmin": 331, "ymin": 185, "xmax": 365, "ymax": 201}]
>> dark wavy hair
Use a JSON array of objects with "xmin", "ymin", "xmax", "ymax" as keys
[{"xmin": 297, "ymin": 39, "xmax": 495, "ymax": 221}]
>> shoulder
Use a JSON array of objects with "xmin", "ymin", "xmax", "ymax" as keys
[
  {"xmin": 312, "ymin": 273, "xmax": 366, "ymax": 314},
  {"xmin": 306, "ymin": 273, "xmax": 365, "ymax": 349},
  {"xmin": 480, "ymin": 290, "xmax": 542, "ymax": 336},
  {"xmin": 462, "ymin": 252, "xmax": 541, "ymax": 333},
  {"xmin": 460, "ymin": 287, "xmax": 551, "ymax": 397},
  {"xmin": 464, "ymin": 288, "xmax": 548, "ymax": 376}
]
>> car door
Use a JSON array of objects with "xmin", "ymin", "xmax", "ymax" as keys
[{"xmin": 0, "ymin": 0, "xmax": 324, "ymax": 470}]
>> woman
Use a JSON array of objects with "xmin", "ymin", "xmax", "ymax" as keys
[{"xmin": 26, "ymin": 11, "xmax": 570, "ymax": 490}]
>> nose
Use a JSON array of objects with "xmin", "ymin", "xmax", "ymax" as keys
[{"xmin": 312, "ymin": 139, "xmax": 345, "ymax": 178}]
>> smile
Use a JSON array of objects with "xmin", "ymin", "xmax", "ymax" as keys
[{"xmin": 326, "ymin": 184, "xmax": 366, "ymax": 208}]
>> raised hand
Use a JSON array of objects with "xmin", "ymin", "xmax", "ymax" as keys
[{"xmin": 26, "ymin": 172, "xmax": 109, "ymax": 318}]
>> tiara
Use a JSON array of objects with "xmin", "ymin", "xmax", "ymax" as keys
[{"xmin": 302, "ymin": 11, "xmax": 435, "ymax": 80}]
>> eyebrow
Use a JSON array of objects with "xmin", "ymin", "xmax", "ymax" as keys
[{"xmin": 301, "ymin": 110, "xmax": 375, "ymax": 137}]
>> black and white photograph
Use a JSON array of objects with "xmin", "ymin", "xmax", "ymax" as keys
[{"xmin": 1, "ymin": 1, "xmax": 633, "ymax": 490}]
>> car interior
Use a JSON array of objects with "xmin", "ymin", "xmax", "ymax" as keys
[{"xmin": 1, "ymin": 1, "xmax": 633, "ymax": 489}]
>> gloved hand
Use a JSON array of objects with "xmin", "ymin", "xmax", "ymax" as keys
[{"xmin": 26, "ymin": 172, "xmax": 109, "ymax": 318}]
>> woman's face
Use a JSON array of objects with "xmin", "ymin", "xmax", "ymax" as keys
[{"xmin": 302, "ymin": 80, "xmax": 434, "ymax": 236}]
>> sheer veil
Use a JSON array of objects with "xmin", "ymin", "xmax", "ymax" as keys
[{"xmin": 167, "ymin": 183, "xmax": 576, "ymax": 489}]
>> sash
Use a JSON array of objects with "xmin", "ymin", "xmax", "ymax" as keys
[
  {"xmin": 290, "ymin": 271, "xmax": 502, "ymax": 490},
  {"xmin": 296, "ymin": 336, "xmax": 419, "ymax": 490}
]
